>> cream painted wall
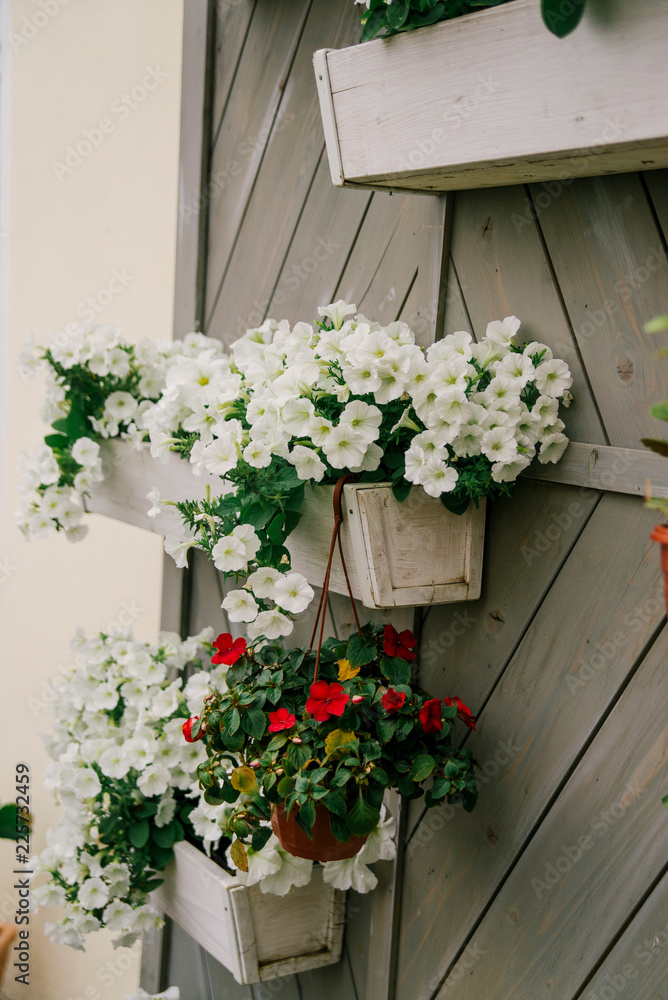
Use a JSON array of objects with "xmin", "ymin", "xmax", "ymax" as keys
[{"xmin": 0, "ymin": 2, "xmax": 184, "ymax": 998}]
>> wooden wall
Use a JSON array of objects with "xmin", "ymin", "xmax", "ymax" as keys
[{"xmin": 159, "ymin": 3, "xmax": 668, "ymax": 998}]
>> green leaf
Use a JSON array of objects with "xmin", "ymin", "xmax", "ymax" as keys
[
  {"xmin": 287, "ymin": 742, "xmax": 312, "ymax": 771},
  {"xmin": 231, "ymin": 766, "xmax": 258, "ymax": 794},
  {"xmin": 361, "ymin": 7, "xmax": 387, "ymax": 41},
  {"xmin": 380, "ymin": 655, "xmax": 411, "ymax": 686},
  {"xmin": 440, "ymin": 493, "xmax": 470, "ymax": 516},
  {"xmin": 386, "ymin": 0, "xmax": 410, "ymax": 30},
  {"xmin": 329, "ymin": 811, "xmax": 351, "ymax": 844},
  {"xmin": 242, "ymin": 707, "xmax": 266, "ymax": 739},
  {"xmin": 347, "ymin": 633, "xmax": 377, "ymax": 667},
  {"xmin": 240, "ymin": 500, "xmax": 275, "ymax": 529},
  {"xmin": 129, "ymin": 819, "xmax": 150, "ymax": 848},
  {"xmin": 645, "ymin": 315, "xmax": 668, "ymax": 335},
  {"xmin": 251, "ymin": 826, "xmax": 273, "ymax": 853},
  {"xmin": 444, "ymin": 760, "xmax": 460, "ymax": 778},
  {"xmin": 663, "ymin": 793, "xmax": 668, "ymax": 810},
  {"xmin": 347, "ymin": 795, "xmax": 381, "ymax": 837},
  {"xmin": 430, "ymin": 777, "xmax": 451, "ymax": 799},
  {"xmin": 44, "ymin": 433, "xmax": 69, "ymax": 451},
  {"xmin": 267, "ymin": 733, "xmax": 289, "ymax": 752},
  {"xmin": 151, "ymin": 822, "xmax": 177, "ymax": 849},
  {"xmin": 323, "ymin": 791, "xmax": 348, "ymax": 818},
  {"xmin": 411, "ymin": 754, "xmax": 436, "ymax": 782},
  {"xmin": 0, "ymin": 803, "xmax": 18, "ymax": 840},
  {"xmin": 410, "ymin": 3, "xmax": 446, "ymax": 27},
  {"xmin": 297, "ymin": 799, "xmax": 316, "ymax": 838},
  {"xmin": 325, "ymin": 729, "xmax": 356, "ymax": 755},
  {"xmin": 395, "ymin": 715, "xmax": 414, "ymax": 741},
  {"xmin": 224, "ymin": 706, "xmax": 241, "ymax": 735},
  {"xmin": 392, "ymin": 480, "xmax": 412, "ymax": 503},
  {"xmin": 134, "ymin": 800, "xmax": 159, "ymax": 818},
  {"xmin": 143, "ymin": 878, "xmax": 165, "ymax": 892},
  {"xmin": 230, "ymin": 838, "xmax": 248, "ymax": 872},
  {"xmin": 148, "ymin": 843, "xmax": 174, "ymax": 869},
  {"xmin": 640, "ymin": 437, "xmax": 668, "ymax": 458},
  {"xmin": 650, "ymin": 402, "xmax": 668, "ymax": 423},
  {"xmin": 376, "ymin": 718, "xmax": 397, "ymax": 744},
  {"xmin": 541, "ymin": 0, "xmax": 587, "ymax": 37}
]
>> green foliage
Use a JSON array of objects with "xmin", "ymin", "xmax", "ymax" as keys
[
  {"xmin": 642, "ymin": 315, "xmax": 668, "ymax": 515},
  {"xmin": 0, "ymin": 802, "xmax": 28, "ymax": 840},
  {"xmin": 197, "ymin": 621, "xmax": 479, "ymax": 863},
  {"xmin": 358, "ymin": 0, "xmax": 588, "ymax": 42}
]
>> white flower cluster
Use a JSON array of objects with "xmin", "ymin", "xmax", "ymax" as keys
[
  {"xmin": 230, "ymin": 807, "xmax": 396, "ymax": 896},
  {"xmin": 16, "ymin": 324, "xmax": 225, "ymax": 541},
  {"xmin": 30, "ymin": 625, "xmax": 231, "ymax": 950}
]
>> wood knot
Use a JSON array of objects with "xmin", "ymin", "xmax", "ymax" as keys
[
  {"xmin": 485, "ymin": 609, "xmax": 505, "ymax": 634},
  {"xmin": 616, "ymin": 358, "xmax": 634, "ymax": 383},
  {"xmin": 481, "ymin": 216, "xmax": 493, "ymax": 240},
  {"xmin": 486, "ymin": 823, "xmax": 499, "ymax": 845},
  {"xmin": 508, "ymin": 907, "xmax": 519, "ymax": 923}
]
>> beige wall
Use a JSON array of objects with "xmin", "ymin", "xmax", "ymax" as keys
[{"xmin": 0, "ymin": 2, "xmax": 184, "ymax": 997}]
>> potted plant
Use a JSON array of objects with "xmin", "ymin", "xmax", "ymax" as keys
[
  {"xmin": 29, "ymin": 626, "xmax": 393, "ymax": 983},
  {"xmin": 187, "ymin": 620, "xmax": 478, "ymax": 869},
  {"xmin": 19, "ymin": 304, "xmax": 573, "ymax": 612},
  {"xmin": 641, "ymin": 314, "xmax": 668, "ymax": 615}
]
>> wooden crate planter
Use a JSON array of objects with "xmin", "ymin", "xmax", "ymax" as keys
[
  {"xmin": 152, "ymin": 841, "xmax": 345, "ymax": 984},
  {"xmin": 314, "ymin": 0, "xmax": 668, "ymax": 192},
  {"xmin": 287, "ymin": 483, "xmax": 486, "ymax": 609}
]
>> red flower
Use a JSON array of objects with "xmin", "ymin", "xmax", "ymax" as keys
[
  {"xmin": 211, "ymin": 632, "xmax": 247, "ymax": 666},
  {"xmin": 381, "ymin": 688, "xmax": 406, "ymax": 713},
  {"xmin": 182, "ymin": 716, "xmax": 204, "ymax": 743},
  {"xmin": 268, "ymin": 708, "xmax": 296, "ymax": 733},
  {"xmin": 445, "ymin": 696, "xmax": 477, "ymax": 731},
  {"xmin": 305, "ymin": 681, "xmax": 349, "ymax": 722},
  {"xmin": 419, "ymin": 698, "xmax": 443, "ymax": 734},
  {"xmin": 383, "ymin": 624, "xmax": 417, "ymax": 662}
]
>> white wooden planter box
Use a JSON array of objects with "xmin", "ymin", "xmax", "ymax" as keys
[
  {"xmin": 314, "ymin": 0, "xmax": 668, "ymax": 192},
  {"xmin": 85, "ymin": 443, "xmax": 486, "ymax": 609},
  {"xmin": 287, "ymin": 483, "xmax": 486, "ymax": 609},
  {"xmin": 152, "ymin": 840, "xmax": 345, "ymax": 984}
]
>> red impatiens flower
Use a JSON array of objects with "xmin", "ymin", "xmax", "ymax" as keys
[
  {"xmin": 182, "ymin": 716, "xmax": 205, "ymax": 743},
  {"xmin": 268, "ymin": 708, "xmax": 297, "ymax": 733},
  {"xmin": 381, "ymin": 688, "xmax": 406, "ymax": 714},
  {"xmin": 445, "ymin": 696, "xmax": 477, "ymax": 731},
  {"xmin": 419, "ymin": 698, "xmax": 443, "ymax": 734},
  {"xmin": 383, "ymin": 624, "xmax": 417, "ymax": 662},
  {"xmin": 211, "ymin": 632, "xmax": 247, "ymax": 666},
  {"xmin": 305, "ymin": 681, "xmax": 349, "ymax": 722}
]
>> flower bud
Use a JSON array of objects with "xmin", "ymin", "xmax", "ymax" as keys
[
  {"xmin": 182, "ymin": 716, "xmax": 205, "ymax": 743},
  {"xmin": 291, "ymin": 737, "xmax": 303, "ymax": 744},
  {"xmin": 352, "ymin": 695, "xmax": 365, "ymax": 704},
  {"xmin": 249, "ymin": 759, "xmax": 260, "ymax": 768}
]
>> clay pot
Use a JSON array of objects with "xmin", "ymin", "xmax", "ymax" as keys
[
  {"xmin": 650, "ymin": 524, "xmax": 668, "ymax": 615},
  {"xmin": 271, "ymin": 803, "xmax": 368, "ymax": 862},
  {"xmin": 0, "ymin": 923, "xmax": 17, "ymax": 987}
]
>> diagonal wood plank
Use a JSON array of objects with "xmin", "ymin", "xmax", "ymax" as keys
[
  {"xmin": 264, "ymin": 147, "xmax": 372, "ymax": 323},
  {"xmin": 450, "ymin": 184, "xmax": 606, "ymax": 444},
  {"xmin": 532, "ymin": 173, "xmax": 668, "ymax": 448},
  {"xmin": 206, "ymin": 0, "xmax": 361, "ymax": 344},
  {"xmin": 163, "ymin": 922, "xmax": 214, "ymax": 999},
  {"xmin": 434, "ymin": 625, "xmax": 668, "ymax": 1000},
  {"xmin": 334, "ymin": 190, "xmax": 405, "ymax": 307},
  {"xmin": 643, "ymin": 168, "xmax": 668, "ymax": 246},
  {"xmin": 204, "ymin": 0, "xmax": 312, "ymax": 335},
  {"xmin": 211, "ymin": 0, "xmax": 258, "ymax": 149},
  {"xmin": 572, "ymin": 869, "xmax": 668, "ymax": 1000},
  {"xmin": 396, "ymin": 492, "xmax": 665, "ymax": 1000}
]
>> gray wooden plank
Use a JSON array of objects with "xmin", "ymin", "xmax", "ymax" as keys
[
  {"xmin": 419, "ymin": 480, "xmax": 600, "ymax": 713},
  {"xmin": 211, "ymin": 0, "xmax": 257, "ymax": 148},
  {"xmin": 435, "ymin": 625, "xmax": 668, "ymax": 1000},
  {"xmin": 396, "ymin": 492, "xmax": 665, "ymax": 1000},
  {"xmin": 187, "ymin": 548, "xmax": 229, "ymax": 637},
  {"xmin": 334, "ymin": 190, "xmax": 404, "ymax": 307},
  {"xmin": 532, "ymin": 173, "xmax": 668, "ymax": 448},
  {"xmin": 265, "ymin": 147, "xmax": 372, "ymax": 323},
  {"xmin": 439, "ymin": 257, "xmax": 474, "ymax": 341},
  {"xmin": 163, "ymin": 922, "xmax": 212, "ymax": 1000},
  {"xmin": 298, "ymin": 947, "xmax": 359, "ymax": 1000},
  {"xmin": 573, "ymin": 870, "xmax": 668, "ymax": 1000},
  {"xmin": 202, "ymin": 948, "xmax": 255, "ymax": 999},
  {"xmin": 450, "ymin": 184, "xmax": 606, "ymax": 445},
  {"xmin": 206, "ymin": 0, "xmax": 361, "ymax": 343},
  {"xmin": 204, "ymin": 0, "xmax": 312, "ymax": 335}
]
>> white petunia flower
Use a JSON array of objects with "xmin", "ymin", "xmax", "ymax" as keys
[
  {"xmin": 259, "ymin": 846, "xmax": 313, "ymax": 896},
  {"xmin": 485, "ymin": 315, "xmax": 521, "ymax": 346},
  {"xmin": 538, "ymin": 432, "xmax": 569, "ymax": 464},
  {"xmin": 99, "ymin": 745, "xmax": 130, "ymax": 779},
  {"xmin": 321, "ymin": 854, "xmax": 378, "ymax": 893},
  {"xmin": 137, "ymin": 764, "xmax": 171, "ymax": 798},
  {"xmin": 247, "ymin": 566, "xmax": 281, "ymax": 599},
  {"xmin": 104, "ymin": 391, "xmax": 137, "ymax": 423},
  {"xmin": 419, "ymin": 459, "xmax": 459, "ymax": 498},
  {"xmin": 78, "ymin": 877, "xmax": 109, "ymax": 910},
  {"xmin": 211, "ymin": 534, "xmax": 247, "ymax": 573},
  {"xmin": 534, "ymin": 358, "xmax": 572, "ymax": 397},
  {"xmin": 317, "ymin": 300, "xmax": 356, "ymax": 329},
  {"xmin": 288, "ymin": 445, "xmax": 327, "ymax": 482},
  {"xmin": 231, "ymin": 523, "xmax": 261, "ymax": 561},
  {"xmin": 222, "ymin": 589, "xmax": 259, "ymax": 622},
  {"xmin": 32, "ymin": 883, "xmax": 67, "ymax": 909},
  {"xmin": 164, "ymin": 534, "xmax": 198, "ymax": 569},
  {"xmin": 491, "ymin": 454, "xmax": 531, "ymax": 482},
  {"xmin": 481, "ymin": 425, "xmax": 518, "ymax": 464},
  {"xmin": 322, "ymin": 424, "xmax": 366, "ymax": 470},
  {"xmin": 71, "ymin": 437, "xmax": 101, "ymax": 468},
  {"xmin": 273, "ymin": 573, "xmax": 314, "ymax": 614},
  {"xmin": 247, "ymin": 609, "xmax": 294, "ymax": 641},
  {"xmin": 243, "ymin": 440, "xmax": 273, "ymax": 468},
  {"xmin": 339, "ymin": 399, "xmax": 382, "ymax": 443}
]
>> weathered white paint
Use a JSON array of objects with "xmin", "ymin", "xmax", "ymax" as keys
[
  {"xmin": 315, "ymin": 0, "xmax": 668, "ymax": 191},
  {"xmin": 152, "ymin": 841, "xmax": 345, "ymax": 984}
]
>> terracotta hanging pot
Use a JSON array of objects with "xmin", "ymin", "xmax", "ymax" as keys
[
  {"xmin": 650, "ymin": 524, "xmax": 668, "ymax": 615},
  {"xmin": 271, "ymin": 803, "xmax": 368, "ymax": 862},
  {"xmin": 0, "ymin": 923, "xmax": 17, "ymax": 987}
]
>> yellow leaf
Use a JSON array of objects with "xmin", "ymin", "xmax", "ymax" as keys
[
  {"xmin": 325, "ymin": 729, "xmax": 356, "ymax": 755},
  {"xmin": 230, "ymin": 766, "xmax": 258, "ymax": 794},
  {"xmin": 230, "ymin": 838, "xmax": 248, "ymax": 872},
  {"xmin": 338, "ymin": 658, "xmax": 360, "ymax": 681}
]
